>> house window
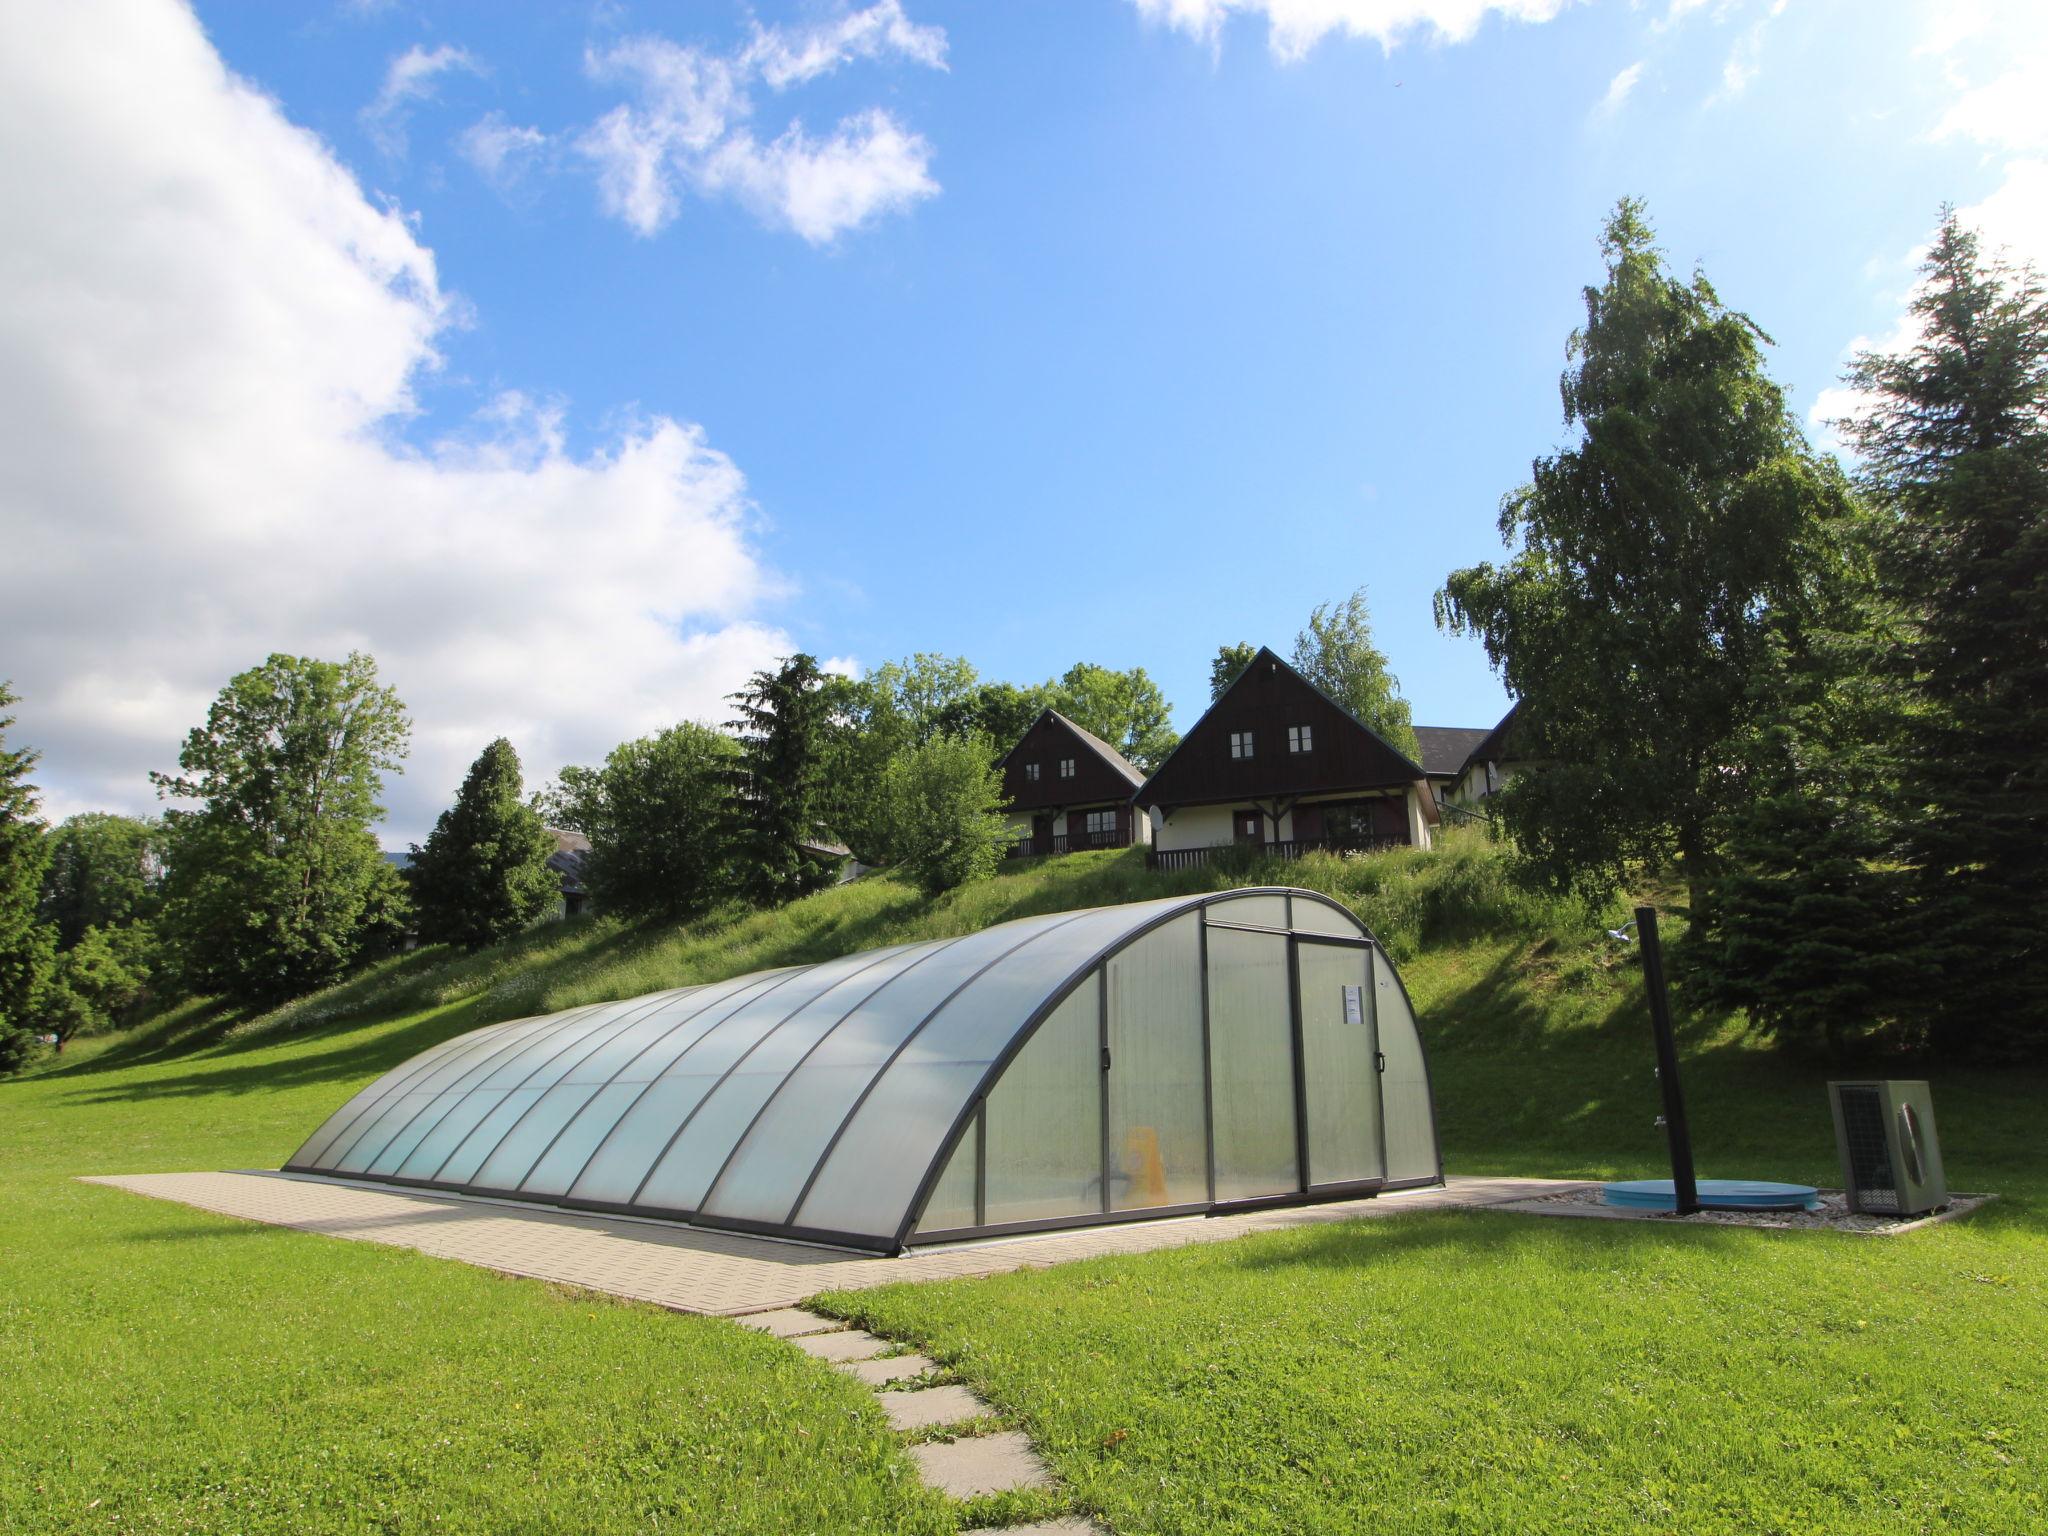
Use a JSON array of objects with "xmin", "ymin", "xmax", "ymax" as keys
[
  {"xmin": 1085, "ymin": 809, "xmax": 1116, "ymax": 835},
  {"xmin": 1024, "ymin": 763, "xmax": 1040, "ymax": 782},
  {"xmin": 1288, "ymin": 725, "xmax": 1313, "ymax": 754},
  {"xmin": 1059, "ymin": 758, "xmax": 1076, "ymax": 778},
  {"xmin": 1230, "ymin": 731, "xmax": 1254, "ymax": 760}
]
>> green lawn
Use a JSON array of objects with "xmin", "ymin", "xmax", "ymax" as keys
[
  {"xmin": 819, "ymin": 939, "xmax": 2048, "ymax": 1536},
  {"xmin": 4, "ymin": 848, "xmax": 2044, "ymax": 1534}
]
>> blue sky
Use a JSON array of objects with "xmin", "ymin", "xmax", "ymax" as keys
[{"xmin": 5, "ymin": 0, "xmax": 2045, "ymax": 840}]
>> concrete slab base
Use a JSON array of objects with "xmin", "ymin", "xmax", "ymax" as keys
[
  {"xmin": 791, "ymin": 1328, "xmax": 887, "ymax": 1363},
  {"xmin": 840, "ymin": 1352, "xmax": 936, "ymax": 1385},
  {"xmin": 878, "ymin": 1383, "xmax": 990, "ymax": 1432},
  {"xmin": 79, "ymin": 1170, "xmax": 1592, "ymax": 1316},
  {"xmin": 909, "ymin": 1430, "xmax": 1053, "ymax": 1499},
  {"xmin": 734, "ymin": 1307, "xmax": 840, "ymax": 1337}
]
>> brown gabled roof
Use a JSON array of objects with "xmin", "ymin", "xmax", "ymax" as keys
[
  {"xmin": 999, "ymin": 708, "xmax": 1146, "ymax": 790},
  {"xmin": 1460, "ymin": 702, "xmax": 1520, "ymax": 774},
  {"xmin": 1412, "ymin": 725, "xmax": 1494, "ymax": 778},
  {"xmin": 1134, "ymin": 646, "xmax": 1426, "ymax": 810}
]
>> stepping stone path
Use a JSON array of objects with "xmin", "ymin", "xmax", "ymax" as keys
[{"xmin": 735, "ymin": 1304, "xmax": 1104, "ymax": 1534}]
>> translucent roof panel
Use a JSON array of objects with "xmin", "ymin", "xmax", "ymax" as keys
[{"xmin": 285, "ymin": 887, "xmax": 1428, "ymax": 1251}]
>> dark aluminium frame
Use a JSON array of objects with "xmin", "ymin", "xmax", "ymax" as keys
[
  {"xmin": 287, "ymin": 887, "xmax": 1443, "ymax": 1257},
  {"xmin": 897, "ymin": 887, "xmax": 1442, "ymax": 1253}
]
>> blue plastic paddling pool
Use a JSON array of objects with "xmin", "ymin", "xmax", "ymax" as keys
[{"xmin": 1602, "ymin": 1178, "xmax": 1821, "ymax": 1212}]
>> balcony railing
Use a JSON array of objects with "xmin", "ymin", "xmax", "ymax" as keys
[
  {"xmin": 1006, "ymin": 828, "xmax": 1135, "ymax": 860},
  {"xmin": 1145, "ymin": 835, "xmax": 1403, "ymax": 873}
]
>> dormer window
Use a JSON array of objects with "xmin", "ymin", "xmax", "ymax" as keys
[
  {"xmin": 1024, "ymin": 762, "xmax": 1040, "ymax": 782},
  {"xmin": 1058, "ymin": 758, "xmax": 1076, "ymax": 778},
  {"xmin": 1288, "ymin": 725, "xmax": 1313, "ymax": 754},
  {"xmin": 1230, "ymin": 731, "xmax": 1254, "ymax": 760}
]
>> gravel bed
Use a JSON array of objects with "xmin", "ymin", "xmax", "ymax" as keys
[{"xmin": 1516, "ymin": 1186, "xmax": 1990, "ymax": 1234}]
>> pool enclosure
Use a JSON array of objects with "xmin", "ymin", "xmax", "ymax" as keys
[{"xmin": 286, "ymin": 888, "xmax": 1441, "ymax": 1252}]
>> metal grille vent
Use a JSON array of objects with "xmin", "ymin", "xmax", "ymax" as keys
[{"xmin": 1837, "ymin": 1084, "xmax": 1899, "ymax": 1212}]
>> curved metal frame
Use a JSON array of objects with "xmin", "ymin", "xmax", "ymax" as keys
[{"xmin": 284, "ymin": 888, "xmax": 1442, "ymax": 1253}]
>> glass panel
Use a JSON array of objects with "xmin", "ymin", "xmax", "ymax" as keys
[
  {"xmin": 517, "ymin": 1079, "xmax": 645, "ymax": 1196},
  {"xmin": 912, "ymin": 1111, "xmax": 978, "ymax": 1234},
  {"xmin": 437, "ymin": 1087, "xmax": 547, "ymax": 1186},
  {"xmin": 328, "ymin": 1018, "xmax": 543, "ymax": 1175},
  {"xmin": 571, "ymin": 952, "xmax": 889, "ymax": 1208},
  {"xmin": 421, "ymin": 1001, "xmax": 653, "ymax": 1184},
  {"xmin": 323, "ymin": 1016, "xmax": 561, "ymax": 1172},
  {"xmin": 473, "ymin": 1001, "xmax": 633, "ymax": 1090},
  {"xmin": 563, "ymin": 980, "xmax": 754, "ymax": 1085},
  {"xmin": 1106, "ymin": 914, "xmax": 1208, "ymax": 1210},
  {"xmin": 797, "ymin": 901, "xmax": 1183, "ymax": 1238},
  {"xmin": 717, "ymin": 923, "xmax": 1072, "ymax": 1232},
  {"xmin": 470, "ymin": 1082, "xmax": 601, "ymax": 1191},
  {"xmin": 1206, "ymin": 893, "xmax": 1289, "ymax": 930},
  {"xmin": 983, "ymin": 983, "xmax": 1102, "ymax": 1225},
  {"xmin": 292, "ymin": 1028, "xmax": 484, "ymax": 1168},
  {"xmin": 1371, "ymin": 949, "xmax": 1438, "ymax": 1183},
  {"xmin": 638, "ymin": 947, "xmax": 918, "ymax": 1214},
  {"xmin": 559, "ymin": 971, "xmax": 813, "ymax": 1204},
  {"xmin": 1206, "ymin": 925, "xmax": 1299, "ymax": 1201},
  {"xmin": 1290, "ymin": 895, "xmax": 1365, "ymax": 938},
  {"xmin": 393, "ymin": 1083, "xmax": 514, "ymax": 1180},
  {"xmin": 1295, "ymin": 942, "xmax": 1384, "ymax": 1186},
  {"xmin": 697, "ymin": 943, "xmax": 950, "ymax": 1222},
  {"xmin": 331, "ymin": 1088, "xmax": 443, "ymax": 1175}
]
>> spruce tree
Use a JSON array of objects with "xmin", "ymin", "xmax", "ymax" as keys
[
  {"xmin": 727, "ymin": 654, "xmax": 833, "ymax": 905},
  {"xmin": 410, "ymin": 738, "xmax": 559, "ymax": 949},
  {"xmin": 1681, "ymin": 565, "xmax": 1915, "ymax": 1054},
  {"xmin": 0, "ymin": 684, "xmax": 56, "ymax": 1071},
  {"xmin": 1846, "ymin": 212, "xmax": 2048, "ymax": 1060}
]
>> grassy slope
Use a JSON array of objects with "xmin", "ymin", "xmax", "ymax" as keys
[{"xmin": 3, "ymin": 841, "xmax": 2044, "ymax": 1534}]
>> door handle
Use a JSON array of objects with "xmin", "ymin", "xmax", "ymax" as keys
[{"xmin": 1375, "ymin": 1051, "xmax": 1386, "ymax": 1074}]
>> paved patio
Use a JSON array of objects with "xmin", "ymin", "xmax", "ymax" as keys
[{"xmin": 81, "ymin": 1170, "xmax": 1591, "ymax": 1315}]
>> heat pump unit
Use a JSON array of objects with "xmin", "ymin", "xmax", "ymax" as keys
[{"xmin": 1828, "ymin": 1080, "xmax": 1946, "ymax": 1216}]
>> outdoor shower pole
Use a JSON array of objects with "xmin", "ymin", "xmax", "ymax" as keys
[{"xmin": 1637, "ymin": 905, "xmax": 1699, "ymax": 1216}]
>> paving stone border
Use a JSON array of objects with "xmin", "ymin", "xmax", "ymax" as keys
[
  {"xmin": 737, "ymin": 1305, "xmax": 1100, "ymax": 1533},
  {"xmin": 1494, "ymin": 1187, "xmax": 1996, "ymax": 1235}
]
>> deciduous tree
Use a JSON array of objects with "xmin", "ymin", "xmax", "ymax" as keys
[
  {"xmin": 409, "ymin": 738, "xmax": 559, "ymax": 949},
  {"xmin": 1050, "ymin": 663, "xmax": 1178, "ymax": 771},
  {"xmin": 153, "ymin": 653, "xmax": 411, "ymax": 1005},
  {"xmin": 879, "ymin": 734, "xmax": 1011, "ymax": 895},
  {"xmin": 1436, "ymin": 200, "xmax": 1856, "ymax": 910},
  {"xmin": 1209, "ymin": 642, "xmax": 1257, "ymax": 702},
  {"xmin": 39, "ymin": 812, "xmax": 161, "ymax": 949},
  {"xmin": 1290, "ymin": 590, "xmax": 1418, "ymax": 759},
  {"xmin": 555, "ymin": 724, "xmax": 738, "ymax": 920}
]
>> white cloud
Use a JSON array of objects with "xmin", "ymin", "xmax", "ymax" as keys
[
  {"xmin": 1594, "ymin": 60, "xmax": 1643, "ymax": 117},
  {"xmin": 361, "ymin": 42, "xmax": 480, "ymax": 159},
  {"xmin": 0, "ymin": 0, "xmax": 794, "ymax": 842},
  {"xmin": 742, "ymin": 0, "xmax": 948, "ymax": 89},
  {"xmin": 458, "ymin": 112, "xmax": 551, "ymax": 191},
  {"xmin": 574, "ymin": 8, "xmax": 943, "ymax": 245},
  {"xmin": 1128, "ymin": 0, "xmax": 1569, "ymax": 62},
  {"xmin": 1808, "ymin": 162, "xmax": 2048, "ymax": 455},
  {"xmin": 1930, "ymin": 48, "xmax": 2048, "ymax": 154}
]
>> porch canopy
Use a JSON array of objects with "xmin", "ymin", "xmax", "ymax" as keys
[{"xmin": 286, "ymin": 888, "xmax": 1441, "ymax": 1252}]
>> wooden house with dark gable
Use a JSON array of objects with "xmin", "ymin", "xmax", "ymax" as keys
[
  {"xmin": 1445, "ymin": 702, "xmax": 1520, "ymax": 808},
  {"xmin": 1134, "ymin": 647, "xmax": 1436, "ymax": 868},
  {"xmin": 998, "ymin": 709, "xmax": 1150, "ymax": 857}
]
